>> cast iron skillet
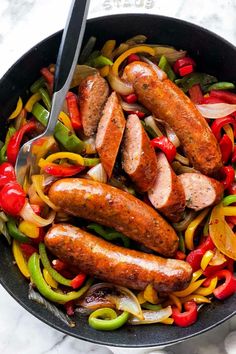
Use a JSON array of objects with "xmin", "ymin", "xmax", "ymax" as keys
[{"xmin": 0, "ymin": 14, "xmax": 235, "ymax": 348}]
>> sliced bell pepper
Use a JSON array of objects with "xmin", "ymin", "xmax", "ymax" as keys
[
  {"xmin": 195, "ymin": 276, "xmax": 218, "ymax": 296},
  {"xmin": 18, "ymin": 220, "xmax": 40, "ymax": 239},
  {"xmin": 70, "ymin": 273, "xmax": 86, "ymax": 289},
  {"xmin": 201, "ymin": 96, "xmax": 226, "ymax": 104},
  {"xmin": 173, "ymin": 279, "xmax": 205, "ymax": 298},
  {"xmin": 211, "ymin": 116, "xmax": 236, "ymax": 141},
  {"xmin": 30, "ymin": 77, "xmax": 45, "ymax": 94},
  {"xmin": 7, "ymin": 217, "xmax": 30, "ymax": 243},
  {"xmin": 158, "ymin": 55, "xmax": 176, "ymax": 81},
  {"xmin": 8, "ymin": 97, "xmax": 23, "ymax": 120},
  {"xmin": 188, "ymin": 84, "xmax": 203, "ymax": 104},
  {"xmin": 232, "ymin": 146, "xmax": 236, "ymax": 164},
  {"xmin": 150, "ymin": 136, "xmax": 176, "ymax": 163},
  {"xmin": 39, "ymin": 87, "xmax": 51, "ymax": 111},
  {"xmin": 0, "ymin": 162, "xmax": 16, "ymax": 189},
  {"xmin": 143, "ymin": 284, "xmax": 159, "ymax": 304},
  {"xmin": 43, "ymin": 268, "xmax": 58, "ymax": 289},
  {"xmin": 127, "ymin": 54, "xmax": 140, "ymax": 63},
  {"xmin": 20, "ymin": 243, "xmax": 38, "ymax": 259},
  {"xmin": 210, "ymin": 90, "xmax": 236, "ymax": 104},
  {"xmin": 39, "ymin": 159, "xmax": 85, "ymax": 177},
  {"xmin": 219, "ymin": 134, "xmax": 232, "ymax": 164},
  {"xmin": 172, "ymin": 301, "xmax": 197, "ymax": 327},
  {"xmin": 219, "ymin": 165, "xmax": 235, "ymax": 190},
  {"xmin": 185, "ymin": 208, "xmax": 210, "ymax": 250},
  {"xmin": 203, "ymin": 262, "xmax": 227, "ymax": 277},
  {"xmin": 179, "ymin": 65, "xmax": 194, "ymax": 77},
  {"xmin": 7, "ymin": 121, "xmax": 36, "ymax": 166},
  {"xmin": 66, "ymin": 92, "xmax": 82, "ymax": 130},
  {"xmin": 88, "ymin": 308, "xmax": 129, "ymax": 331},
  {"xmin": 186, "ymin": 249, "xmax": 204, "ymax": 272},
  {"xmin": 213, "ymin": 269, "xmax": 236, "ymax": 300},
  {"xmin": 32, "ymin": 103, "xmax": 85, "ymax": 153},
  {"xmin": 200, "ymin": 250, "xmax": 214, "ymax": 271},
  {"xmin": 122, "ymin": 93, "xmax": 138, "ymax": 104},
  {"xmin": 12, "ymin": 239, "xmax": 30, "ymax": 278},
  {"xmin": 0, "ymin": 182, "xmax": 26, "ymax": 216},
  {"xmin": 207, "ymin": 82, "xmax": 235, "ymax": 91},
  {"xmin": 173, "ymin": 57, "xmax": 196, "ymax": 75},
  {"xmin": 40, "ymin": 67, "xmax": 54, "ymax": 93}
]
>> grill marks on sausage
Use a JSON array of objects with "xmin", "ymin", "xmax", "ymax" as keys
[
  {"xmin": 179, "ymin": 173, "xmax": 224, "ymax": 211},
  {"xmin": 148, "ymin": 152, "xmax": 186, "ymax": 222},
  {"xmin": 121, "ymin": 114, "xmax": 158, "ymax": 192},
  {"xmin": 123, "ymin": 62, "xmax": 222, "ymax": 176},
  {"xmin": 45, "ymin": 224, "xmax": 192, "ymax": 292},
  {"xmin": 48, "ymin": 178, "xmax": 179, "ymax": 257},
  {"xmin": 96, "ymin": 92, "xmax": 126, "ymax": 178},
  {"xmin": 78, "ymin": 73, "xmax": 109, "ymax": 137}
]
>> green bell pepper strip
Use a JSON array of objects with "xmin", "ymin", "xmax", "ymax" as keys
[
  {"xmin": 30, "ymin": 77, "xmax": 45, "ymax": 93},
  {"xmin": 28, "ymin": 253, "xmax": 92, "ymax": 303},
  {"xmin": 7, "ymin": 217, "xmax": 31, "ymax": 243},
  {"xmin": 5, "ymin": 126, "xmax": 16, "ymax": 145},
  {"xmin": 83, "ymin": 157, "xmax": 100, "ymax": 167},
  {"xmin": 88, "ymin": 308, "xmax": 129, "ymax": 331},
  {"xmin": 0, "ymin": 144, "xmax": 7, "ymax": 163},
  {"xmin": 0, "ymin": 126, "xmax": 17, "ymax": 163},
  {"xmin": 39, "ymin": 87, "xmax": 51, "ymax": 111},
  {"xmin": 207, "ymin": 82, "xmax": 235, "ymax": 92},
  {"xmin": 90, "ymin": 55, "xmax": 113, "ymax": 68},
  {"xmin": 32, "ymin": 103, "xmax": 85, "ymax": 153},
  {"xmin": 158, "ymin": 55, "xmax": 176, "ymax": 81},
  {"xmin": 175, "ymin": 72, "xmax": 218, "ymax": 93},
  {"xmin": 178, "ymin": 231, "xmax": 186, "ymax": 253},
  {"xmin": 87, "ymin": 223, "xmax": 130, "ymax": 248},
  {"xmin": 39, "ymin": 243, "xmax": 71, "ymax": 286},
  {"xmin": 141, "ymin": 303, "xmax": 162, "ymax": 311},
  {"xmin": 222, "ymin": 194, "xmax": 236, "ymax": 206}
]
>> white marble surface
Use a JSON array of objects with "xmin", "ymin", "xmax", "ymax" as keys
[{"xmin": 1, "ymin": 1, "xmax": 236, "ymax": 353}]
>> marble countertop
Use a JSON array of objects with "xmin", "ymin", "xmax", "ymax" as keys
[{"xmin": 0, "ymin": 1, "xmax": 236, "ymax": 353}]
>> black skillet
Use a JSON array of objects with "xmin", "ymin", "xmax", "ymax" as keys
[{"xmin": 0, "ymin": 14, "xmax": 235, "ymax": 349}]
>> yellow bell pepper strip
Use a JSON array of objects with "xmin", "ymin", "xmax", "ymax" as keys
[
  {"xmin": 137, "ymin": 291, "xmax": 146, "ymax": 304},
  {"xmin": 209, "ymin": 203, "xmax": 236, "ymax": 260},
  {"xmin": 39, "ymin": 243, "xmax": 71, "ymax": 287},
  {"xmin": 38, "ymin": 158, "xmax": 85, "ymax": 177},
  {"xmin": 185, "ymin": 208, "xmax": 210, "ymax": 250},
  {"xmin": 180, "ymin": 294, "xmax": 211, "ymax": 304},
  {"xmin": 31, "ymin": 175, "xmax": 59, "ymax": 211},
  {"xmin": 18, "ymin": 220, "xmax": 40, "ymax": 239},
  {"xmin": 173, "ymin": 278, "xmax": 205, "ymax": 297},
  {"xmin": 7, "ymin": 217, "xmax": 30, "ymax": 243},
  {"xmin": 25, "ymin": 92, "xmax": 41, "ymax": 112},
  {"xmin": 88, "ymin": 308, "xmax": 129, "ymax": 331},
  {"xmin": 99, "ymin": 66, "xmax": 110, "ymax": 77},
  {"xmin": 28, "ymin": 253, "xmax": 92, "ymax": 304},
  {"xmin": 8, "ymin": 97, "xmax": 23, "ymax": 120},
  {"xmin": 12, "ymin": 239, "xmax": 30, "ymax": 278},
  {"xmin": 200, "ymin": 250, "xmax": 214, "ymax": 271},
  {"xmin": 112, "ymin": 46, "xmax": 155, "ymax": 76},
  {"xmin": 191, "ymin": 269, "xmax": 204, "ymax": 282},
  {"xmin": 160, "ymin": 318, "xmax": 174, "ymax": 325},
  {"xmin": 44, "ymin": 152, "xmax": 84, "ymax": 166},
  {"xmin": 169, "ymin": 294, "xmax": 182, "ymax": 311},
  {"xmin": 32, "ymin": 102, "xmax": 85, "ymax": 153},
  {"xmin": 195, "ymin": 276, "xmax": 218, "ymax": 296},
  {"xmin": 143, "ymin": 284, "xmax": 159, "ymax": 304},
  {"xmin": 43, "ymin": 269, "xmax": 58, "ymax": 289},
  {"xmin": 100, "ymin": 40, "xmax": 116, "ymax": 77},
  {"xmin": 58, "ymin": 111, "xmax": 74, "ymax": 132},
  {"xmin": 222, "ymin": 206, "xmax": 236, "ymax": 216}
]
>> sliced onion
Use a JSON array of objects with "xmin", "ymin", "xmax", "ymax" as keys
[
  {"xmin": 144, "ymin": 116, "xmax": 163, "ymax": 137},
  {"xmin": 152, "ymin": 46, "xmax": 187, "ymax": 64},
  {"xmin": 128, "ymin": 306, "xmax": 172, "ymax": 325},
  {"xmin": 196, "ymin": 103, "xmax": 236, "ymax": 119},
  {"xmin": 175, "ymin": 153, "xmax": 190, "ymax": 166},
  {"xmin": 78, "ymin": 282, "xmax": 143, "ymax": 319},
  {"xmin": 140, "ymin": 56, "xmax": 167, "ymax": 81},
  {"xmin": 32, "ymin": 175, "xmax": 59, "ymax": 211},
  {"xmin": 84, "ymin": 136, "xmax": 97, "ymax": 154},
  {"xmin": 173, "ymin": 210, "xmax": 197, "ymax": 231},
  {"xmin": 20, "ymin": 201, "xmax": 56, "ymax": 227},
  {"xmin": 70, "ymin": 65, "xmax": 98, "ymax": 88},
  {"xmin": 165, "ymin": 126, "xmax": 180, "ymax": 148},
  {"xmin": 120, "ymin": 100, "xmax": 149, "ymax": 114},
  {"xmin": 107, "ymin": 72, "xmax": 134, "ymax": 95},
  {"xmin": 87, "ymin": 163, "xmax": 107, "ymax": 183}
]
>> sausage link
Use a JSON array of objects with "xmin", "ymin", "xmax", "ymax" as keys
[
  {"xmin": 48, "ymin": 178, "xmax": 179, "ymax": 257},
  {"xmin": 45, "ymin": 224, "xmax": 192, "ymax": 292},
  {"xmin": 123, "ymin": 62, "xmax": 222, "ymax": 176}
]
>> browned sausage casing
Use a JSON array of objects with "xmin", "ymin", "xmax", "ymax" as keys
[
  {"xmin": 78, "ymin": 73, "xmax": 109, "ymax": 137},
  {"xmin": 122, "ymin": 114, "xmax": 158, "ymax": 192},
  {"xmin": 148, "ymin": 152, "xmax": 186, "ymax": 222},
  {"xmin": 96, "ymin": 92, "xmax": 126, "ymax": 178},
  {"xmin": 48, "ymin": 178, "xmax": 179, "ymax": 257},
  {"xmin": 123, "ymin": 62, "xmax": 222, "ymax": 176},
  {"xmin": 45, "ymin": 224, "xmax": 192, "ymax": 292}
]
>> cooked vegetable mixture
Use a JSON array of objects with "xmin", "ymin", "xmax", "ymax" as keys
[{"xmin": 1, "ymin": 34, "xmax": 236, "ymax": 330}]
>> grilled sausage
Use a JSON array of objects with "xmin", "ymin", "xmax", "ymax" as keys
[
  {"xmin": 121, "ymin": 114, "xmax": 158, "ymax": 192},
  {"xmin": 96, "ymin": 92, "xmax": 126, "ymax": 178},
  {"xmin": 48, "ymin": 178, "xmax": 178, "ymax": 257},
  {"xmin": 178, "ymin": 172, "xmax": 224, "ymax": 211},
  {"xmin": 45, "ymin": 224, "xmax": 192, "ymax": 292},
  {"xmin": 123, "ymin": 62, "xmax": 222, "ymax": 176},
  {"xmin": 78, "ymin": 73, "xmax": 109, "ymax": 136},
  {"xmin": 148, "ymin": 152, "xmax": 186, "ymax": 222}
]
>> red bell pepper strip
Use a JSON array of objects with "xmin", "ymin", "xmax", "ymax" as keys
[
  {"xmin": 201, "ymin": 96, "xmax": 226, "ymax": 104},
  {"xmin": 173, "ymin": 57, "xmax": 196, "ymax": 75},
  {"xmin": 213, "ymin": 269, "xmax": 236, "ymax": 300},
  {"xmin": 40, "ymin": 67, "xmax": 54, "ymax": 93},
  {"xmin": 65, "ymin": 301, "xmax": 75, "ymax": 316},
  {"xmin": 186, "ymin": 249, "xmax": 204, "ymax": 272},
  {"xmin": 210, "ymin": 116, "xmax": 235, "ymax": 141},
  {"xmin": 66, "ymin": 92, "xmax": 82, "ymax": 130},
  {"xmin": 0, "ymin": 162, "xmax": 16, "ymax": 189},
  {"xmin": 127, "ymin": 54, "xmax": 140, "ymax": 64},
  {"xmin": 150, "ymin": 136, "xmax": 176, "ymax": 163},
  {"xmin": 197, "ymin": 235, "xmax": 215, "ymax": 253},
  {"xmin": 128, "ymin": 110, "xmax": 146, "ymax": 119},
  {"xmin": 188, "ymin": 84, "xmax": 203, "ymax": 104},
  {"xmin": 30, "ymin": 204, "xmax": 42, "ymax": 216},
  {"xmin": 210, "ymin": 90, "xmax": 236, "ymax": 104},
  {"xmin": 172, "ymin": 301, "xmax": 198, "ymax": 327},
  {"xmin": 219, "ymin": 134, "xmax": 233, "ymax": 164},
  {"xmin": 0, "ymin": 182, "xmax": 26, "ymax": 216},
  {"xmin": 20, "ymin": 243, "xmax": 38, "ymax": 259},
  {"xmin": 52, "ymin": 259, "xmax": 67, "ymax": 272},
  {"xmin": 203, "ymin": 262, "xmax": 228, "ymax": 278},
  {"xmin": 219, "ymin": 166, "xmax": 235, "ymax": 190},
  {"xmin": 175, "ymin": 250, "xmax": 186, "ymax": 260},
  {"xmin": 179, "ymin": 65, "xmax": 194, "ymax": 77},
  {"xmin": 70, "ymin": 273, "xmax": 86, "ymax": 289},
  {"xmin": 123, "ymin": 93, "xmax": 138, "ymax": 104},
  {"xmin": 227, "ymin": 182, "xmax": 236, "ymax": 195},
  {"xmin": 232, "ymin": 146, "xmax": 236, "ymax": 163},
  {"xmin": 226, "ymin": 257, "xmax": 234, "ymax": 273},
  {"xmin": 7, "ymin": 121, "xmax": 36, "ymax": 166},
  {"xmin": 41, "ymin": 162, "xmax": 85, "ymax": 177}
]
